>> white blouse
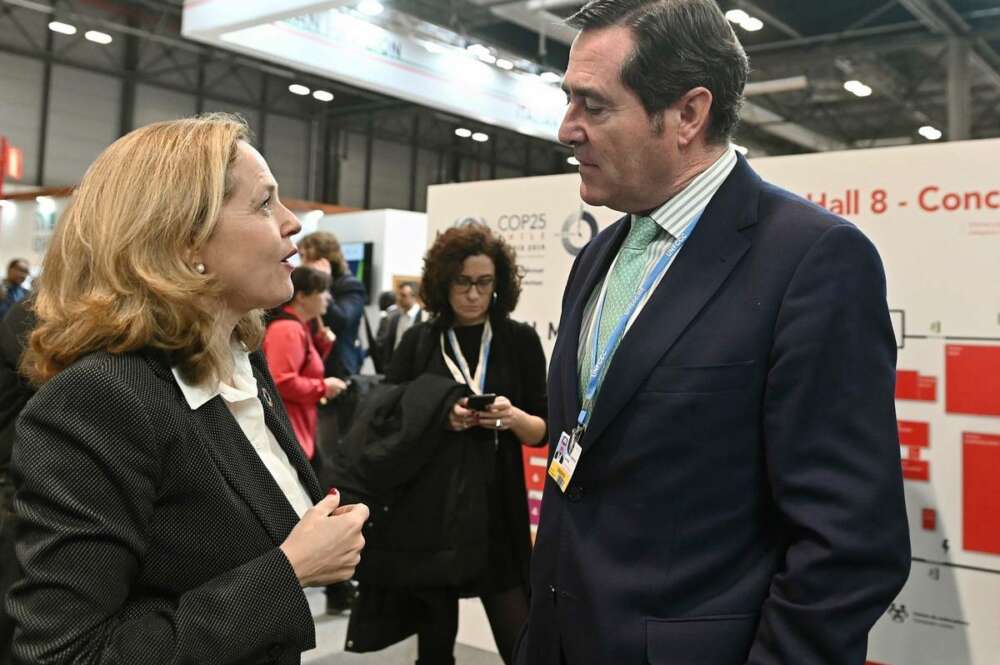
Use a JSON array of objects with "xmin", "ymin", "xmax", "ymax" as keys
[{"xmin": 171, "ymin": 345, "xmax": 314, "ymax": 518}]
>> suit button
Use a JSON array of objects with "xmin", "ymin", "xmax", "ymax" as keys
[{"xmin": 567, "ymin": 485, "xmax": 583, "ymax": 502}]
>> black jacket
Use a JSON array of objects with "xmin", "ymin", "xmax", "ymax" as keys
[
  {"xmin": 321, "ymin": 274, "xmax": 367, "ymax": 378},
  {"xmin": 6, "ymin": 348, "xmax": 321, "ymax": 665},
  {"xmin": 0, "ymin": 299, "xmax": 35, "ymax": 473},
  {"xmin": 330, "ymin": 371, "xmax": 473, "ymax": 587}
]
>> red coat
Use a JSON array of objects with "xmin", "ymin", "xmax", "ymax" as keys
[{"xmin": 262, "ymin": 306, "xmax": 332, "ymax": 459}]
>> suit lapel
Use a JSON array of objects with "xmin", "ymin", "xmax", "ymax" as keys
[
  {"xmin": 578, "ymin": 156, "xmax": 761, "ymax": 452},
  {"xmin": 250, "ymin": 351, "xmax": 324, "ymax": 503},
  {"xmin": 143, "ymin": 349, "xmax": 318, "ymax": 545},
  {"xmin": 557, "ymin": 216, "xmax": 631, "ymax": 431}
]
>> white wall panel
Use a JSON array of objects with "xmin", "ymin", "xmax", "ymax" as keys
[
  {"xmin": 413, "ymin": 147, "xmax": 440, "ymax": 212},
  {"xmin": 369, "ymin": 138, "xmax": 410, "ymax": 210},
  {"xmin": 0, "ymin": 53, "xmax": 43, "ymax": 185},
  {"xmin": 43, "ymin": 66, "xmax": 119, "ymax": 186},
  {"xmin": 337, "ymin": 131, "xmax": 367, "ymax": 209},
  {"xmin": 134, "ymin": 84, "xmax": 197, "ymax": 128},
  {"xmin": 263, "ymin": 114, "xmax": 308, "ymax": 200}
]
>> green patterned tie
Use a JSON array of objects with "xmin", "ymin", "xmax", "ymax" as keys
[{"xmin": 580, "ymin": 215, "xmax": 662, "ymax": 397}]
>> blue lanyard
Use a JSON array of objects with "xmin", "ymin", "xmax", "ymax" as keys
[{"xmin": 578, "ymin": 214, "xmax": 702, "ymax": 429}]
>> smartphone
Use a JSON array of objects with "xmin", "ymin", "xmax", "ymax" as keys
[{"xmin": 466, "ymin": 393, "xmax": 497, "ymax": 411}]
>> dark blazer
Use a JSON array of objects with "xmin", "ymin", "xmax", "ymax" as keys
[
  {"xmin": 322, "ymin": 273, "xmax": 367, "ymax": 378},
  {"xmin": 6, "ymin": 349, "xmax": 323, "ymax": 665},
  {"xmin": 0, "ymin": 299, "xmax": 35, "ymax": 470},
  {"xmin": 375, "ymin": 306, "xmax": 424, "ymax": 370},
  {"xmin": 516, "ymin": 156, "xmax": 910, "ymax": 665}
]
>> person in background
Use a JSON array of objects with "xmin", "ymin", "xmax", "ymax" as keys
[
  {"xmin": 375, "ymin": 281, "xmax": 423, "ymax": 370},
  {"xmin": 0, "ymin": 297, "xmax": 35, "ymax": 662},
  {"xmin": 296, "ymin": 232, "xmax": 368, "ymax": 616},
  {"xmin": 516, "ymin": 1, "xmax": 910, "ymax": 664},
  {"xmin": 0, "ymin": 260, "xmax": 30, "ymax": 321},
  {"xmin": 263, "ymin": 265, "xmax": 347, "ymax": 471},
  {"xmin": 298, "ymin": 232, "xmax": 367, "ymax": 380},
  {"xmin": 377, "ymin": 289, "xmax": 397, "ymax": 316},
  {"xmin": 346, "ymin": 224, "xmax": 547, "ymax": 665},
  {"xmin": 5, "ymin": 114, "xmax": 368, "ymax": 664}
]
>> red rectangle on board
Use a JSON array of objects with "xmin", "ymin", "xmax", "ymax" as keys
[
  {"xmin": 922, "ymin": 508, "xmax": 936, "ymax": 531},
  {"xmin": 963, "ymin": 432, "xmax": 1000, "ymax": 555},
  {"xmin": 917, "ymin": 376, "xmax": 937, "ymax": 401},
  {"xmin": 522, "ymin": 446, "xmax": 549, "ymax": 493},
  {"xmin": 946, "ymin": 345, "xmax": 1000, "ymax": 416},
  {"xmin": 895, "ymin": 370, "xmax": 919, "ymax": 400},
  {"xmin": 897, "ymin": 420, "xmax": 929, "ymax": 447},
  {"xmin": 528, "ymin": 497, "xmax": 543, "ymax": 526},
  {"xmin": 902, "ymin": 458, "xmax": 929, "ymax": 482}
]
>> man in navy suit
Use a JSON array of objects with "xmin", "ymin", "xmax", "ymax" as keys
[{"xmin": 515, "ymin": 1, "xmax": 910, "ymax": 664}]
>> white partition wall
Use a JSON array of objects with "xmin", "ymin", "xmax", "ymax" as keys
[{"xmin": 427, "ymin": 139, "xmax": 1000, "ymax": 665}]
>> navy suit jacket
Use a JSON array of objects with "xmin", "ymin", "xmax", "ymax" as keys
[{"xmin": 516, "ymin": 156, "xmax": 910, "ymax": 665}]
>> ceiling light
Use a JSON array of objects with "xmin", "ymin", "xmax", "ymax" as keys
[
  {"xmin": 741, "ymin": 17, "xmax": 763, "ymax": 31},
  {"xmin": 539, "ymin": 71, "xmax": 561, "ymax": 84},
  {"xmin": 466, "ymin": 44, "xmax": 491, "ymax": 58},
  {"xmin": 455, "ymin": 127, "xmax": 472, "ymax": 138},
  {"xmin": 471, "ymin": 132, "xmax": 489, "ymax": 142},
  {"xmin": 724, "ymin": 9, "xmax": 750, "ymax": 24},
  {"xmin": 357, "ymin": 0, "xmax": 384, "ymax": 16},
  {"xmin": 918, "ymin": 125, "xmax": 942, "ymax": 141},
  {"xmin": 567, "ymin": 156, "xmax": 579, "ymax": 166},
  {"xmin": 496, "ymin": 59, "xmax": 514, "ymax": 71},
  {"xmin": 479, "ymin": 53, "xmax": 497, "ymax": 65},
  {"xmin": 312, "ymin": 90, "xmax": 334, "ymax": 102},
  {"xmin": 289, "ymin": 83, "xmax": 311, "ymax": 96},
  {"xmin": 84, "ymin": 30, "xmax": 113, "ymax": 45},
  {"xmin": 48, "ymin": 21, "xmax": 77, "ymax": 35},
  {"xmin": 843, "ymin": 80, "xmax": 872, "ymax": 97}
]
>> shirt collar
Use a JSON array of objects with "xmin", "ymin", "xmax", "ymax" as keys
[
  {"xmin": 171, "ymin": 342, "xmax": 257, "ymax": 410},
  {"xmin": 638, "ymin": 146, "xmax": 738, "ymax": 239},
  {"xmin": 406, "ymin": 303, "xmax": 421, "ymax": 318}
]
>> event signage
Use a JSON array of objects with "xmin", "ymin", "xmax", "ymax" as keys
[{"xmin": 182, "ymin": 0, "xmax": 567, "ymax": 141}]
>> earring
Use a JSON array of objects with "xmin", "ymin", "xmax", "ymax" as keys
[{"xmin": 195, "ymin": 263, "xmax": 206, "ymax": 274}]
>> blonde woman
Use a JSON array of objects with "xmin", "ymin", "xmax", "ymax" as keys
[{"xmin": 6, "ymin": 115, "xmax": 368, "ymax": 665}]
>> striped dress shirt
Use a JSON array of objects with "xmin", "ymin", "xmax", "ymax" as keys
[{"xmin": 577, "ymin": 147, "xmax": 738, "ymax": 400}]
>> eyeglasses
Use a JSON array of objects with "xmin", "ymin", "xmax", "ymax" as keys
[{"xmin": 451, "ymin": 275, "xmax": 495, "ymax": 294}]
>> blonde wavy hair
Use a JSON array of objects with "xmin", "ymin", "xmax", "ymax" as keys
[{"xmin": 22, "ymin": 113, "xmax": 264, "ymax": 386}]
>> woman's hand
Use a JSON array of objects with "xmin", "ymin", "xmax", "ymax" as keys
[
  {"xmin": 446, "ymin": 397, "xmax": 476, "ymax": 431},
  {"xmin": 324, "ymin": 376, "xmax": 347, "ymax": 399},
  {"xmin": 279, "ymin": 491, "xmax": 369, "ymax": 587},
  {"xmin": 475, "ymin": 395, "xmax": 517, "ymax": 431},
  {"xmin": 315, "ymin": 319, "xmax": 336, "ymax": 344}
]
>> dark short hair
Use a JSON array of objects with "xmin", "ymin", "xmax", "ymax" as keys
[
  {"xmin": 7, "ymin": 258, "xmax": 29, "ymax": 271},
  {"xmin": 421, "ymin": 224, "xmax": 522, "ymax": 327},
  {"xmin": 568, "ymin": 0, "xmax": 749, "ymax": 143},
  {"xmin": 377, "ymin": 290, "xmax": 397, "ymax": 311},
  {"xmin": 290, "ymin": 265, "xmax": 331, "ymax": 297}
]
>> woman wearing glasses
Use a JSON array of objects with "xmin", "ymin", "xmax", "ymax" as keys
[{"xmin": 345, "ymin": 224, "xmax": 546, "ymax": 665}]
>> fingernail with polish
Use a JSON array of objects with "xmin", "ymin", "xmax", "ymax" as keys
[{"xmin": 328, "ymin": 487, "xmax": 339, "ymax": 496}]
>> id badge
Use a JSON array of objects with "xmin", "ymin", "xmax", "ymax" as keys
[{"xmin": 548, "ymin": 428, "xmax": 583, "ymax": 492}]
